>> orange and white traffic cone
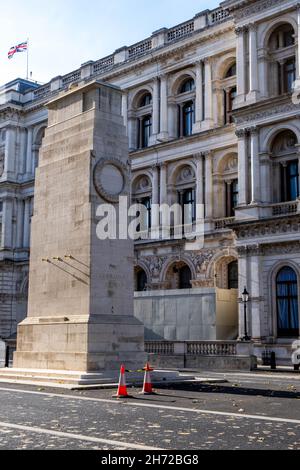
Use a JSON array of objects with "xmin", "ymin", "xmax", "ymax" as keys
[
  {"xmin": 115, "ymin": 365, "xmax": 129, "ymax": 398},
  {"xmin": 141, "ymin": 363, "xmax": 155, "ymax": 395}
]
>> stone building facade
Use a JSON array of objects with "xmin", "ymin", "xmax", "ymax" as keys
[{"xmin": 0, "ymin": 0, "xmax": 300, "ymax": 364}]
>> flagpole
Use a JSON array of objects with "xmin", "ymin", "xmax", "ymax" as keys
[{"xmin": 26, "ymin": 37, "xmax": 29, "ymax": 80}]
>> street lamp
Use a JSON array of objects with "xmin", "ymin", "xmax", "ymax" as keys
[{"xmin": 241, "ymin": 287, "xmax": 251, "ymax": 341}]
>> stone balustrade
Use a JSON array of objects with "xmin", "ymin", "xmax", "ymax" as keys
[
  {"xmin": 271, "ymin": 201, "xmax": 298, "ymax": 216},
  {"xmin": 145, "ymin": 340, "xmax": 238, "ymax": 356},
  {"xmin": 214, "ymin": 217, "xmax": 235, "ymax": 230},
  {"xmin": 21, "ymin": 7, "xmax": 231, "ymax": 103}
]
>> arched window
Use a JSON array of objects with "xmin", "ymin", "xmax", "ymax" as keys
[
  {"xmin": 228, "ymin": 261, "xmax": 238, "ymax": 289},
  {"xmin": 132, "ymin": 175, "xmax": 152, "ymax": 237},
  {"xmin": 133, "ymin": 91, "xmax": 153, "ymax": 150},
  {"xmin": 139, "ymin": 115, "xmax": 152, "ymax": 148},
  {"xmin": 136, "ymin": 269, "xmax": 147, "ymax": 292},
  {"xmin": 225, "ymin": 63, "xmax": 237, "ymax": 79},
  {"xmin": 268, "ymin": 24, "xmax": 296, "ymax": 95},
  {"xmin": 224, "ymin": 87, "xmax": 237, "ymax": 124},
  {"xmin": 175, "ymin": 166, "xmax": 196, "ymax": 234},
  {"xmin": 271, "ymin": 130, "xmax": 299, "ymax": 202},
  {"xmin": 139, "ymin": 93, "xmax": 152, "ymax": 107},
  {"xmin": 180, "ymin": 78, "xmax": 195, "ymax": 94},
  {"xmin": 175, "ymin": 77, "xmax": 196, "ymax": 138},
  {"xmin": 182, "ymin": 101, "xmax": 194, "ymax": 136},
  {"xmin": 276, "ymin": 267, "xmax": 299, "ymax": 337},
  {"xmin": 179, "ymin": 265, "xmax": 192, "ymax": 289}
]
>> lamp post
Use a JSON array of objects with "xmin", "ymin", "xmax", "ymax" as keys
[{"xmin": 242, "ymin": 287, "xmax": 251, "ymax": 341}]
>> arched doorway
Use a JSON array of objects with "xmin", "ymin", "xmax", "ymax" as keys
[
  {"xmin": 276, "ymin": 266, "xmax": 299, "ymax": 337},
  {"xmin": 135, "ymin": 268, "xmax": 148, "ymax": 292},
  {"xmin": 165, "ymin": 261, "xmax": 193, "ymax": 290}
]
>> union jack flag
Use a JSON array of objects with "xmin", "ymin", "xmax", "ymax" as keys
[{"xmin": 8, "ymin": 41, "xmax": 28, "ymax": 60}]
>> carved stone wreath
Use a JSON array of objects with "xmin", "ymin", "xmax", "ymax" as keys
[{"xmin": 93, "ymin": 157, "xmax": 129, "ymax": 203}]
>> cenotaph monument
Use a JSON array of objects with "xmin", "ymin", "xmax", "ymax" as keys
[{"xmin": 11, "ymin": 81, "xmax": 149, "ymax": 384}]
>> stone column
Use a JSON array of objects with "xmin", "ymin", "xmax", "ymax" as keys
[
  {"xmin": 16, "ymin": 199, "xmax": 25, "ymax": 248},
  {"xmin": 4, "ymin": 126, "xmax": 16, "ymax": 179},
  {"xmin": 23, "ymin": 197, "xmax": 31, "ymax": 248},
  {"xmin": 160, "ymin": 163, "xmax": 169, "ymax": 238},
  {"xmin": 151, "ymin": 165, "xmax": 160, "ymax": 238},
  {"xmin": 158, "ymin": 75, "xmax": 169, "ymax": 141},
  {"xmin": 2, "ymin": 198, "xmax": 13, "ymax": 248},
  {"xmin": 237, "ymin": 247, "xmax": 248, "ymax": 339},
  {"xmin": 236, "ymin": 129, "xmax": 248, "ymax": 206},
  {"xmin": 297, "ymin": 4, "xmax": 300, "ymax": 78},
  {"xmin": 247, "ymin": 23, "xmax": 259, "ymax": 102},
  {"xmin": 249, "ymin": 248, "xmax": 262, "ymax": 340},
  {"xmin": 26, "ymin": 127, "xmax": 33, "ymax": 177},
  {"xmin": 152, "ymin": 78, "xmax": 160, "ymax": 138},
  {"xmin": 128, "ymin": 115, "xmax": 137, "ymax": 151},
  {"xmin": 168, "ymin": 99, "xmax": 177, "ymax": 139},
  {"xmin": 260, "ymin": 153, "xmax": 272, "ymax": 203},
  {"xmin": 121, "ymin": 92, "xmax": 128, "ymax": 135},
  {"xmin": 250, "ymin": 127, "xmax": 261, "ymax": 204},
  {"xmin": 205, "ymin": 152, "xmax": 213, "ymax": 219},
  {"xmin": 193, "ymin": 61, "xmax": 204, "ymax": 133},
  {"xmin": 19, "ymin": 128, "xmax": 27, "ymax": 175},
  {"xmin": 194, "ymin": 153, "xmax": 205, "ymax": 221},
  {"xmin": 203, "ymin": 59, "xmax": 213, "ymax": 128},
  {"xmin": 235, "ymin": 27, "xmax": 247, "ymax": 105}
]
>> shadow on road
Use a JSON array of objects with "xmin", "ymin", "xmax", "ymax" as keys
[{"xmin": 150, "ymin": 382, "xmax": 300, "ymax": 400}]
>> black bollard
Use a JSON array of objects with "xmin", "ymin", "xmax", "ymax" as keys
[
  {"xmin": 270, "ymin": 352, "xmax": 276, "ymax": 370},
  {"xmin": 4, "ymin": 345, "xmax": 10, "ymax": 368}
]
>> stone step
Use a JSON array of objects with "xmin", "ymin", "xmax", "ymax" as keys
[{"xmin": 0, "ymin": 368, "xmax": 193, "ymax": 388}]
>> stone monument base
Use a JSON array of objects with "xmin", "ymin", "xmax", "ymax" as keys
[
  {"xmin": 0, "ymin": 367, "xmax": 190, "ymax": 389},
  {"xmin": 13, "ymin": 315, "xmax": 147, "ymax": 373}
]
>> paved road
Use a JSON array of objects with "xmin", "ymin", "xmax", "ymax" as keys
[{"xmin": 0, "ymin": 371, "xmax": 299, "ymax": 450}]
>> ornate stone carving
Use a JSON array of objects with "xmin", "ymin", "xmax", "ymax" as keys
[
  {"xmin": 233, "ymin": 216, "xmax": 300, "ymax": 240},
  {"xmin": 224, "ymin": 155, "xmax": 238, "ymax": 172},
  {"xmin": 190, "ymin": 250, "xmax": 214, "ymax": 274},
  {"xmin": 176, "ymin": 165, "xmax": 195, "ymax": 184},
  {"xmin": 234, "ymin": 0, "xmax": 286, "ymax": 20},
  {"xmin": 235, "ymin": 103, "xmax": 300, "ymax": 125}
]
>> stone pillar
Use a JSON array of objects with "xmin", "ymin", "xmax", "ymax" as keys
[
  {"xmin": 194, "ymin": 153, "xmax": 205, "ymax": 226},
  {"xmin": 205, "ymin": 152, "xmax": 213, "ymax": 219},
  {"xmin": 128, "ymin": 115, "xmax": 137, "ymax": 150},
  {"xmin": 4, "ymin": 127, "xmax": 16, "ymax": 179},
  {"xmin": 203, "ymin": 59, "xmax": 213, "ymax": 128},
  {"xmin": 158, "ymin": 75, "xmax": 169, "ymax": 141},
  {"xmin": 16, "ymin": 199, "xmax": 25, "ymax": 249},
  {"xmin": 168, "ymin": 99, "xmax": 177, "ymax": 139},
  {"xmin": 235, "ymin": 27, "xmax": 247, "ymax": 105},
  {"xmin": 23, "ymin": 198, "xmax": 31, "ymax": 248},
  {"xmin": 297, "ymin": 3, "xmax": 300, "ymax": 79},
  {"xmin": 247, "ymin": 23, "xmax": 259, "ymax": 102},
  {"xmin": 26, "ymin": 127, "xmax": 33, "ymax": 177},
  {"xmin": 260, "ymin": 153, "xmax": 272, "ymax": 203},
  {"xmin": 160, "ymin": 163, "xmax": 169, "ymax": 237},
  {"xmin": 151, "ymin": 165, "xmax": 160, "ymax": 238},
  {"xmin": 121, "ymin": 92, "xmax": 128, "ymax": 135},
  {"xmin": 19, "ymin": 128, "xmax": 27, "ymax": 175},
  {"xmin": 152, "ymin": 78, "xmax": 160, "ymax": 137},
  {"xmin": 249, "ymin": 249, "xmax": 262, "ymax": 340},
  {"xmin": 250, "ymin": 127, "xmax": 261, "ymax": 204},
  {"xmin": 2, "ymin": 198, "xmax": 13, "ymax": 248},
  {"xmin": 236, "ymin": 129, "xmax": 248, "ymax": 206},
  {"xmin": 193, "ymin": 61, "xmax": 204, "ymax": 133},
  {"xmin": 238, "ymin": 248, "xmax": 248, "ymax": 339}
]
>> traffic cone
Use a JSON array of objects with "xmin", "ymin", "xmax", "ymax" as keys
[
  {"xmin": 141, "ymin": 363, "xmax": 155, "ymax": 395},
  {"xmin": 115, "ymin": 365, "xmax": 129, "ymax": 398}
]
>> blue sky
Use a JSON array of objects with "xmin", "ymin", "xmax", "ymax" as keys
[{"xmin": 0, "ymin": 0, "xmax": 220, "ymax": 85}]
